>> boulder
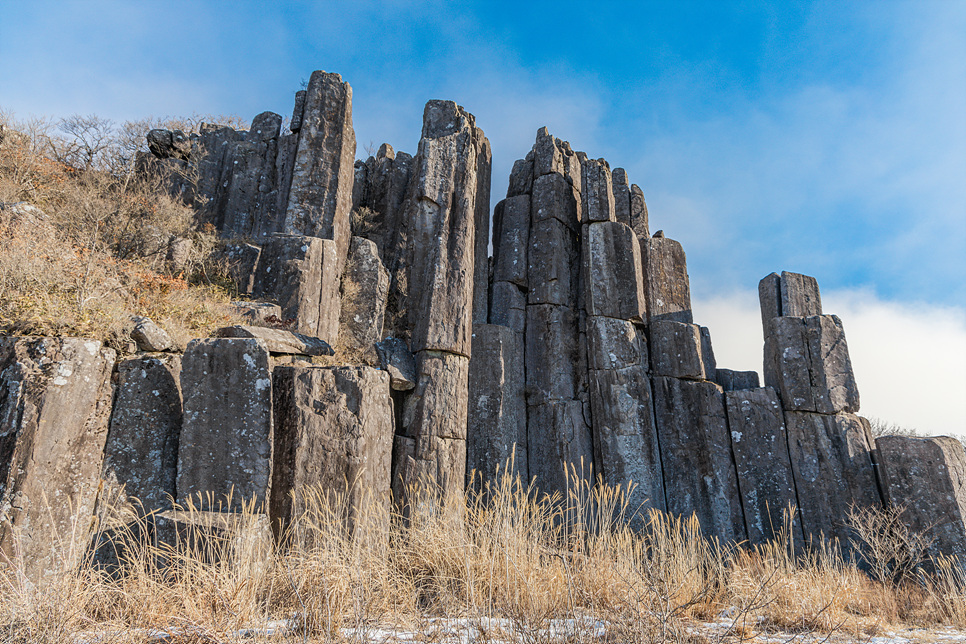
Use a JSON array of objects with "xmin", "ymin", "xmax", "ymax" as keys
[
  {"xmin": 252, "ymin": 233, "xmax": 341, "ymax": 340},
  {"xmin": 271, "ymin": 366, "xmax": 393, "ymax": 538},
  {"xmin": 177, "ymin": 339, "xmax": 273, "ymax": 510},
  {"xmin": 283, "ymin": 71, "xmax": 356, "ymax": 269},
  {"xmin": 131, "ymin": 316, "xmax": 175, "ymax": 352},
  {"xmin": 492, "ymin": 195, "xmax": 530, "ymax": 288},
  {"xmin": 214, "ymin": 325, "xmax": 333, "ymax": 356},
  {"xmin": 580, "ymin": 158, "xmax": 615, "ymax": 223},
  {"xmin": 374, "ymin": 337, "xmax": 417, "ymax": 391},
  {"xmin": 147, "ymin": 128, "xmax": 191, "ymax": 161},
  {"xmin": 583, "ymin": 221, "xmax": 646, "ymax": 322},
  {"xmin": 875, "ymin": 435, "xmax": 966, "ymax": 562},
  {"xmin": 338, "ymin": 237, "xmax": 389, "ymax": 357},
  {"xmin": 652, "ymin": 376, "xmax": 746, "ymax": 543},
  {"xmin": 641, "ymin": 236, "xmax": 692, "ymax": 324},
  {"xmin": 102, "ymin": 355, "xmax": 183, "ymax": 513},
  {"xmin": 785, "ymin": 411, "xmax": 881, "ymax": 558},
  {"xmin": 467, "ymin": 325, "xmax": 527, "ymax": 485},
  {"xmin": 724, "ymin": 388, "xmax": 804, "ymax": 546},
  {"xmin": 715, "ymin": 368, "xmax": 760, "ymax": 391},
  {"xmin": 649, "ymin": 320, "xmax": 715, "ymax": 380},
  {"xmin": 764, "ymin": 315, "xmax": 859, "ymax": 414},
  {"xmin": 0, "ymin": 337, "xmax": 116, "ymax": 580}
]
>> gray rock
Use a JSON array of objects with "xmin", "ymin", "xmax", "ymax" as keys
[
  {"xmin": 405, "ymin": 101, "xmax": 490, "ymax": 358},
  {"xmin": 527, "ymin": 399, "xmax": 594, "ymax": 497},
  {"xmin": 492, "ymin": 195, "xmax": 530, "ymax": 287},
  {"xmin": 375, "ymin": 337, "xmax": 417, "ymax": 391},
  {"xmin": 506, "ymin": 156, "xmax": 534, "ymax": 198},
  {"xmin": 271, "ymin": 133, "xmax": 298, "ymax": 234},
  {"xmin": 649, "ymin": 320, "xmax": 715, "ymax": 380},
  {"xmin": 214, "ymin": 325, "xmax": 333, "ymax": 356},
  {"xmin": 875, "ymin": 435, "xmax": 966, "ymax": 563},
  {"xmin": 472, "ymin": 135, "xmax": 492, "ymax": 325},
  {"xmin": 758, "ymin": 271, "xmax": 823, "ymax": 329},
  {"xmin": 220, "ymin": 112, "xmax": 283, "ymax": 238},
  {"xmin": 221, "ymin": 243, "xmax": 262, "ymax": 295},
  {"xmin": 489, "ymin": 281, "xmax": 527, "ymax": 333},
  {"xmin": 271, "ymin": 366, "xmax": 393, "ymax": 538},
  {"xmin": 641, "ymin": 236, "xmax": 692, "ymax": 324},
  {"xmin": 338, "ymin": 237, "xmax": 389, "ymax": 357},
  {"xmin": 785, "ymin": 411, "xmax": 881, "ymax": 559},
  {"xmin": 532, "ymin": 127, "xmax": 582, "ymax": 192},
  {"xmin": 589, "ymin": 364, "xmax": 665, "ymax": 519},
  {"xmin": 0, "ymin": 337, "xmax": 116, "ymax": 581},
  {"xmin": 283, "ymin": 71, "xmax": 356, "ymax": 270},
  {"xmin": 467, "ymin": 325, "xmax": 527, "ymax": 485},
  {"xmin": 103, "ymin": 355, "xmax": 182, "ymax": 513},
  {"xmin": 532, "ymin": 172, "xmax": 580, "ymax": 231},
  {"xmin": 193, "ymin": 124, "xmax": 244, "ymax": 225},
  {"xmin": 290, "ymin": 90, "xmax": 307, "ymax": 132},
  {"xmin": 583, "ymin": 221, "xmax": 646, "ymax": 322},
  {"xmin": 525, "ymin": 304, "xmax": 579, "ymax": 405},
  {"xmin": 166, "ymin": 236, "xmax": 193, "ymax": 273},
  {"xmin": 714, "ymin": 368, "xmax": 761, "ymax": 391},
  {"xmin": 231, "ymin": 301, "xmax": 282, "ymax": 325},
  {"xmin": 527, "ymin": 216, "xmax": 580, "ymax": 306},
  {"xmin": 131, "ymin": 316, "xmax": 175, "ymax": 352},
  {"xmin": 629, "ymin": 184, "xmax": 649, "ymax": 239},
  {"xmin": 758, "ymin": 272, "xmax": 782, "ymax": 332},
  {"xmin": 147, "ymin": 128, "xmax": 191, "ymax": 161},
  {"xmin": 611, "ymin": 168, "xmax": 631, "ymax": 226},
  {"xmin": 397, "ymin": 351, "xmax": 470, "ymax": 493},
  {"xmin": 252, "ymin": 233, "xmax": 341, "ymax": 340},
  {"xmin": 652, "ymin": 376, "xmax": 746, "ymax": 543},
  {"xmin": 725, "ymin": 388, "xmax": 804, "ymax": 546},
  {"xmin": 177, "ymin": 339, "xmax": 273, "ymax": 510},
  {"xmin": 764, "ymin": 315, "xmax": 859, "ymax": 414},
  {"xmin": 586, "ymin": 316, "xmax": 647, "ymax": 372},
  {"xmin": 580, "ymin": 158, "xmax": 615, "ymax": 223}
]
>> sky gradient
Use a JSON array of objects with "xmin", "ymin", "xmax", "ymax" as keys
[{"xmin": 2, "ymin": 1, "xmax": 964, "ymax": 432}]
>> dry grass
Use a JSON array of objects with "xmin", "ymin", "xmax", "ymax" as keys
[{"xmin": 2, "ymin": 468, "xmax": 965, "ymax": 643}]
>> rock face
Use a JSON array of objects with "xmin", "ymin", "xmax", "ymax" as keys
[
  {"xmin": 271, "ymin": 366, "xmax": 393, "ymax": 537},
  {"xmin": 649, "ymin": 321, "xmax": 716, "ymax": 380},
  {"xmin": 466, "ymin": 325, "xmax": 527, "ymax": 484},
  {"xmin": 177, "ymin": 339, "xmax": 272, "ymax": 510},
  {"xmin": 583, "ymin": 222, "xmax": 646, "ymax": 322},
  {"xmin": 103, "ymin": 355, "xmax": 183, "ymax": 513},
  {"xmin": 785, "ymin": 411, "xmax": 880, "ymax": 558},
  {"xmin": 875, "ymin": 435, "xmax": 966, "ymax": 562},
  {"xmin": 338, "ymin": 237, "xmax": 389, "ymax": 358},
  {"xmin": 0, "ymin": 337, "xmax": 116, "ymax": 580},
  {"xmin": 221, "ymin": 111, "xmax": 283, "ymax": 238},
  {"xmin": 715, "ymin": 369, "xmax": 760, "ymax": 391},
  {"xmin": 375, "ymin": 337, "xmax": 416, "ymax": 391},
  {"xmin": 641, "ymin": 236, "xmax": 692, "ymax": 324},
  {"xmin": 214, "ymin": 325, "xmax": 333, "ymax": 356},
  {"xmin": 282, "ymin": 71, "xmax": 356, "ymax": 268},
  {"xmin": 725, "ymin": 388, "xmax": 804, "ymax": 546}
]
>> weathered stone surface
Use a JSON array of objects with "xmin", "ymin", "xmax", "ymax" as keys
[
  {"xmin": 612, "ymin": 168, "xmax": 631, "ymax": 226},
  {"xmin": 506, "ymin": 156, "xmax": 534, "ymax": 198},
  {"xmin": 586, "ymin": 316, "xmax": 647, "ymax": 372},
  {"xmin": 527, "ymin": 399, "xmax": 594, "ymax": 497},
  {"xmin": 725, "ymin": 388, "xmax": 804, "ymax": 546},
  {"xmin": 532, "ymin": 172, "xmax": 580, "ymax": 231},
  {"xmin": 222, "ymin": 112, "xmax": 282, "ymax": 238},
  {"xmin": 785, "ymin": 411, "xmax": 881, "ymax": 557},
  {"xmin": 528, "ymin": 216, "xmax": 579, "ymax": 306},
  {"xmin": 283, "ymin": 71, "xmax": 356, "ymax": 269},
  {"xmin": 375, "ymin": 337, "xmax": 416, "ymax": 391},
  {"xmin": 650, "ymin": 320, "xmax": 715, "ymax": 380},
  {"xmin": 580, "ymin": 158, "xmax": 615, "ymax": 223},
  {"xmin": 764, "ymin": 315, "xmax": 859, "ymax": 414},
  {"xmin": 700, "ymin": 326, "xmax": 717, "ymax": 378},
  {"xmin": 629, "ymin": 184, "xmax": 649, "ymax": 239},
  {"xmin": 532, "ymin": 127, "xmax": 582, "ymax": 192},
  {"xmin": 583, "ymin": 221, "xmax": 646, "ymax": 321},
  {"xmin": 290, "ymin": 90, "xmax": 307, "ymax": 132},
  {"xmin": 525, "ymin": 304, "xmax": 579, "ymax": 404},
  {"xmin": 0, "ymin": 337, "xmax": 116, "ymax": 580},
  {"xmin": 875, "ymin": 435, "xmax": 966, "ymax": 562},
  {"xmin": 103, "ymin": 355, "xmax": 182, "ymax": 513},
  {"xmin": 472, "ymin": 136, "xmax": 492, "ymax": 325},
  {"xmin": 758, "ymin": 273, "xmax": 781, "ymax": 332},
  {"xmin": 492, "ymin": 195, "xmax": 530, "ymax": 287},
  {"xmin": 652, "ymin": 376, "xmax": 746, "ymax": 543},
  {"xmin": 177, "ymin": 339, "xmax": 272, "ymax": 510},
  {"xmin": 590, "ymin": 365, "xmax": 665, "ymax": 517},
  {"xmin": 397, "ymin": 351, "xmax": 470, "ymax": 491},
  {"xmin": 759, "ymin": 271, "xmax": 823, "ymax": 329},
  {"xmin": 642, "ymin": 236, "xmax": 692, "ymax": 324},
  {"xmin": 252, "ymin": 234, "xmax": 341, "ymax": 340},
  {"xmin": 271, "ymin": 366, "xmax": 393, "ymax": 535},
  {"xmin": 406, "ymin": 101, "xmax": 489, "ymax": 358},
  {"xmin": 467, "ymin": 325, "xmax": 527, "ymax": 484},
  {"xmin": 131, "ymin": 316, "xmax": 175, "ymax": 352},
  {"xmin": 147, "ymin": 128, "xmax": 191, "ymax": 161},
  {"xmin": 338, "ymin": 237, "xmax": 389, "ymax": 356},
  {"xmin": 221, "ymin": 243, "xmax": 261, "ymax": 295},
  {"xmin": 489, "ymin": 281, "xmax": 526, "ymax": 333},
  {"xmin": 231, "ymin": 301, "xmax": 282, "ymax": 325},
  {"xmin": 214, "ymin": 325, "xmax": 333, "ymax": 356},
  {"xmin": 194, "ymin": 124, "xmax": 244, "ymax": 224},
  {"xmin": 715, "ymin": 368, "xmax": 761, "ymax": 391}
]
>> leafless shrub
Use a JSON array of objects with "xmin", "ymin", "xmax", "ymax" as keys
[{"xmin": 848, "ymin": 503, "xmax": 935, "ymax": 585}]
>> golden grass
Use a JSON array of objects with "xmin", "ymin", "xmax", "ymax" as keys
[{"xmin": 3, "ymin": 468, "xmax": 965, "ymax": 643}]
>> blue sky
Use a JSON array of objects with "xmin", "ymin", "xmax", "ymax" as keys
[{"xmin": 2, "ymin": 1, "xmax": 965, "ymax": 431}]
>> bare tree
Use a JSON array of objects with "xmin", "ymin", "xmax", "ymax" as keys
[{"xmin": 56, "ymin": 114, "xmax": 116, "ymax": 171}]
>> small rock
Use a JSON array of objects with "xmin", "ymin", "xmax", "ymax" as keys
[
  {"xmin": 131, "ymin": 316, "xmax": 175, "ymax": 352},
  {"xmin": 375, "ymin": 337, "xmax": 417, "ymax": 391},
  {"xmin": 214, "ymin": 325, "xmax": 333, "ymax": 356}
]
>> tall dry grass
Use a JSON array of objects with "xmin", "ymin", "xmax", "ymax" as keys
[{"xmin": 2, "ymin": 467, "xmax": 965, "ymax": 643}]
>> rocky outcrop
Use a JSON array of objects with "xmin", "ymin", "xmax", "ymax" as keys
[
  {"xmin": 0, "ymin": 338, "xmax": 116, "ymax": 580},
  {"xmin": 337, "ymin": 237, "xmax": 389, "ymax": 359},
  {"xmin": 214, "ymin": 325, "xmax": 333, "ymax": 356},
  {"xmin": 642, "ymin": 236, "xmax": 692, "ymax": 324}
]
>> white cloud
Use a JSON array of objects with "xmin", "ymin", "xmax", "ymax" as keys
[{"xmin": 693, "ymin": 290, "xmax": 966, "ymax": 437}]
